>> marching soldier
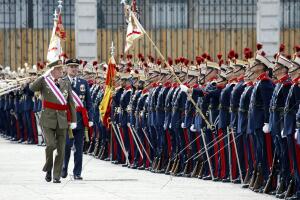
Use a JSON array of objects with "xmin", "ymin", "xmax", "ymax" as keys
[
  {"xmin": 29, "ymin": 59, "xmax": 77, "ymax": 183},
  {"xmin": 61, "ymin": 58, "xmax": 94, "ymax": 180}
]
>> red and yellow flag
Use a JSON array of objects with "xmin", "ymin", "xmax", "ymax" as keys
[{"xmin": 99, "ymin": 56, "xmax": 116, "ymax": 128}]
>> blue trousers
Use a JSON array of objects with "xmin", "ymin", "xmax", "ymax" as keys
[{"xmin": 63, "ymin": 128, "xmax": 84, "ymax": 176}]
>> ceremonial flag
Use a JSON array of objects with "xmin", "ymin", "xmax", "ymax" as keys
[
  {"xmin": 124, "ymin": 10, "xmax": 145, "ymax": 52},
  {"xmin": 99, "ymin": 56, "xmax": 117, "ymax": 128},
  {"xmin": 47, "ymin": 12, "xmax": 65, "ymax": 62}
]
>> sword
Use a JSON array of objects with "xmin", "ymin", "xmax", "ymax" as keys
[
  {"xmin": 111, "ymin": 122, "xmax": 130, "ymax": 165},
  {"xmin": 127, "ymin": 123, "xmax": 144, "ymax": 159},
  {"xmin": 130, "ymin": 124, "xmax": 152, "ymax": 163},
  {"xmin": 142, "ymin": 127, "xmax": 154, "ymax": 150},
  {"xmin": 230, "ymin": 127, "xmax": 244, "ymax": 183}
]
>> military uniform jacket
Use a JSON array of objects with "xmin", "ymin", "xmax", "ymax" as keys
[
  {"xmin": 218, "ymin": 83, "xmax": 235, "ymax": 129},
  {"xmin": 29, "ymin": 76, "xmax": 77, "ymax": 129},
  {"xmin": 63, "ymin": 77, "xmax": 93, "ymax": 130},
  {"xmin": 237, "ymin": 83, "xmax": 253, "ymax": 135},
  {"xmin": 156, "ymin": 86, "xmax": 171, "ymax": 127},
  {"xmin": 284, "ymin": 77, "xmax": 300, "ymax": 136},
  {"xmin": 230, "ymin": 80, "xmax": 246, "ymax": 128},
  {"xmin": 269, "ymin": 75, "xmax": 292, "ymax": 136},
  {"xmin": 248, "ymin": 72, "xmax": 274, "ymax": 132}
]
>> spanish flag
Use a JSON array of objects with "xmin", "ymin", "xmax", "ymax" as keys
[{"xmin": 99, "ymin": 56, "xmax": 116, "ymax": 128}]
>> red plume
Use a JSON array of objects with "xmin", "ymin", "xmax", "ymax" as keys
[
  {"xmin": 59, "ymin": 52, "xmax": 68, "ymax": 59},
  {"xmin": 138, "ymin": 53, "xmax": 143, "ymax": 59},
  {"xmin": 256, "ymin": 43, "xmax": 263, "ymax": 50},
  {"xmin": 134, "ymin": 69, "xmax": 139, "ymax": 74},
  {"xmin": 40, "ymin": 63, "xmax": 44, "ymax": 70},
  {"xmin": 184, "ymin": 59, "xmax": 189, "ymax": 66},
  {"xmin": 120, "ymin": 54, "xmax": 124, "ymax": 58},
  {"xmin": 196, "ymin": 56, "xmax": 203, "ymax": 65},
  {"xmin": 92, "ymin": 61, "xmax": 98, "ymax": 67},
  {"xmin": 127, "ymin": 62, "xmax": 132, "ymax": 68},
  {"xmin": 295, "ymin": 45, "xmax": 300, "ymax": 52},
  {"xmin": 141, "ymin": 57, "xmax": 145, "ymax": 62},
  {"xmin": 127, "ymin": 54, "xmax": 133, "ymax": 59},
  {"xmin": 115, "ymin": 66, "xmax": 119, "ymax": 72},
  {"xmin": 126, "ymin": 67, "xmax": 131, "ymax": 73},
  {"xmin": 83, "ymin": 61, "xmax": 88, "ymax": 67},
  {"xmin": 234, "ymin": 53, "xmax": 239, "ymax": 59},
  {"xmin": 228, "ymin": 49, "xmax": 235, "ymax": 59},
  {"xmin": 168, "ymin": 57, "xmax": 173, "ymax": 66},
  {"xmin": 217, "ymin": 53, "xmax": 222, "ymax": 60},
  {"xmin": 279, "ymin": 43, "xmax": 285, "ymax": 52},
  {"xmin": 156, "ymin": 59, "xmax": 162, "ymax": 65},
  {"xmin": 79, "ymin": 60, "xmax": 83, "ymax": 64},
  {"xmin": 261, "ymin": 51, "xmax": 266, "ymax": 57},
  {"xmin": 273, "ymin": 53, "xmax": 278, "ymax": 60},
  {"xmin": 206, "ymin": 55, "xmax": 212, "ymax": 62},
  {"xmin": 287, "ymin": 55, "xmax": 292, "ymax": 60},
  {"xmin": 143, "ymin": 62, "xmax": 148, "ymax": 68},
  {"xmin": 202, "ymin": 53, "xmax": 208, "ymax": 59},
  {"xmin": 218, "ymin": 59, "xmax": 224, "ymax": 67}
]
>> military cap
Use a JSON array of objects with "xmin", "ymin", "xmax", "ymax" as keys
[
  {"xmin": 66, "ymin": 58, "xmax": 80, "ymax": 66},
  {"xmin": 47, "ymin": 59, "xmax": 64, "ymax": 68}
]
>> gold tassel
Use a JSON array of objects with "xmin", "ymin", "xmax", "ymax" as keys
[
  {"xmin": 68, "ymin": 127, "xmax": 74, "ymax": 139},
  {"xmin": 84, "ymin": 127, "xmax": 89, "ymax": 142}
]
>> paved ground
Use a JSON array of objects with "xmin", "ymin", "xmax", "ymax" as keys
[{"xmin": 0, "ymin": 137, "xmax": 276, "ymax": 200}]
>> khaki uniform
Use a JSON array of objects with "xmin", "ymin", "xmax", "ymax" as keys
[{"xmin": 29, "ymin": 76, "xmax": 76, "ymax": 179}]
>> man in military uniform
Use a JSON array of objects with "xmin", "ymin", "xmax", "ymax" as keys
[
  {"xmin": 248, "ymin": 44, "xmax": 274, "ymax": 192},
  {"xmin": 29, "ymin": 59, "xmax": 77, "ymax": 183},
  {"xmin": 61, "ymin": 58, "xmax": 94, "ymax": 180},
  {"xmin": 265, "ymin": 53, "xmax": 293, "ymax": 196},
  {"xmin": 283, "ymin": 48, "xmax": 300, "ymax": 200}
]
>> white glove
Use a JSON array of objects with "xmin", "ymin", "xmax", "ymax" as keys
[
  {"xmin": 281, "ymin": 130, "xmax": 286, "ymax": 138},
  {"xmin": 88, "ymin": 121, "xmax": 94, "ymax": 127},
  {"xmin": 180, "ymin": 84, "xmax": 189, "ymax": 93},
  {"xmin": 190, "ymin": 124, "xmax": 196, "ymax": 132},
  {"xmin": 70, "ymin": 122, "xmax": 77, "ymax": 129},
  {"xmin": 263, "ymin": 123, "xmax": 269, "ymax": 134},
  {"xmin": 181, "ymin": 122, "xmax": 186, "ymax": 129},
  {"xmin": 295, "ymin": 129, "xmax": 299, "ymax": 140},
  {"xmin": 42, "ymin": 68, "xmax": 53, "ymax": 77}
]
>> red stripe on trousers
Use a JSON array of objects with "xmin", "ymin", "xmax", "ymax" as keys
[
  {"xmin": 218, "ymin": 129, "xmax": 226, "ymax": 179},
  {"xmin": 30, "ymin": 112, "xmax": 38, "ymax": 144},
  {"xmin": 265, "ymin": 133, "xmax": 273, "ymax": 171}
]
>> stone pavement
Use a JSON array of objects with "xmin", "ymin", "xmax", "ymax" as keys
[{"xmin": 0, "ymin": 137, "xmax": 275, "ymax": 200}]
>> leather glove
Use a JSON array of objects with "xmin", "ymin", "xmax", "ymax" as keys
[
  {"xmin": 70, "ymin": 122, "xmax": 77, "ymax": 129},
  {"xmin": 88, "ymin": 121, "xmax": 94, "ymax": 127},
  {"xmin": 190, "ymin": 124, "xmax": 196, "ymax": 132},
  {"xmin": 263, "ymin": 123, "xmax": 269, "ymax": 134}
]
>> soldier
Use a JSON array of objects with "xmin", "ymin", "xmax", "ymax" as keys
[
  {"xmin": 229, "ymin": 52, "xmax": 248, "ymax": 183},
  {"xmin": 264, "ymin": 52, "xmax": 293, "ymax": 196},
  {"xmin": 283, "ymin": 47, "xmax": 300, "ymax": 200},
  {"xmin": 110, "ymin": 75, "xmax": 128, "ymax": 164},
  {"xmin": 61, "ymin": 58, "xmax": 94, "ymax": 180},
  {"xmin": 248, "ymin": 44, "xmax": 274, "ymax": 192},
  {"xmin": 29, "ymin": 59, "xmax": 77, "ymax": 183}
]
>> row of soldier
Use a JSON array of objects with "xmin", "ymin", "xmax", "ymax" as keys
[{"xmin": 0, "ymin": 43, "xmax": 300, "ymax": 199}]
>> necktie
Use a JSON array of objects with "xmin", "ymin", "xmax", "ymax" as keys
[{"xmin": 72, "ymin": 78, "xmax": 76, "ymax": 88}]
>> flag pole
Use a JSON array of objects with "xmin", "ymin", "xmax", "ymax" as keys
[{"xmin": 129, "ymin": 12, "xmax": 215, "ymax": 179}]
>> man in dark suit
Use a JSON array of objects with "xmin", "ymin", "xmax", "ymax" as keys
[{"xmin": 61, "ymin": 58, "xmax": 94, "ymax": 180}]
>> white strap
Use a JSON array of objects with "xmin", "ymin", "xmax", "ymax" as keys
[{"xmin": 44, "ymin": 76, "xmax": 67, "ymax": 105}]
